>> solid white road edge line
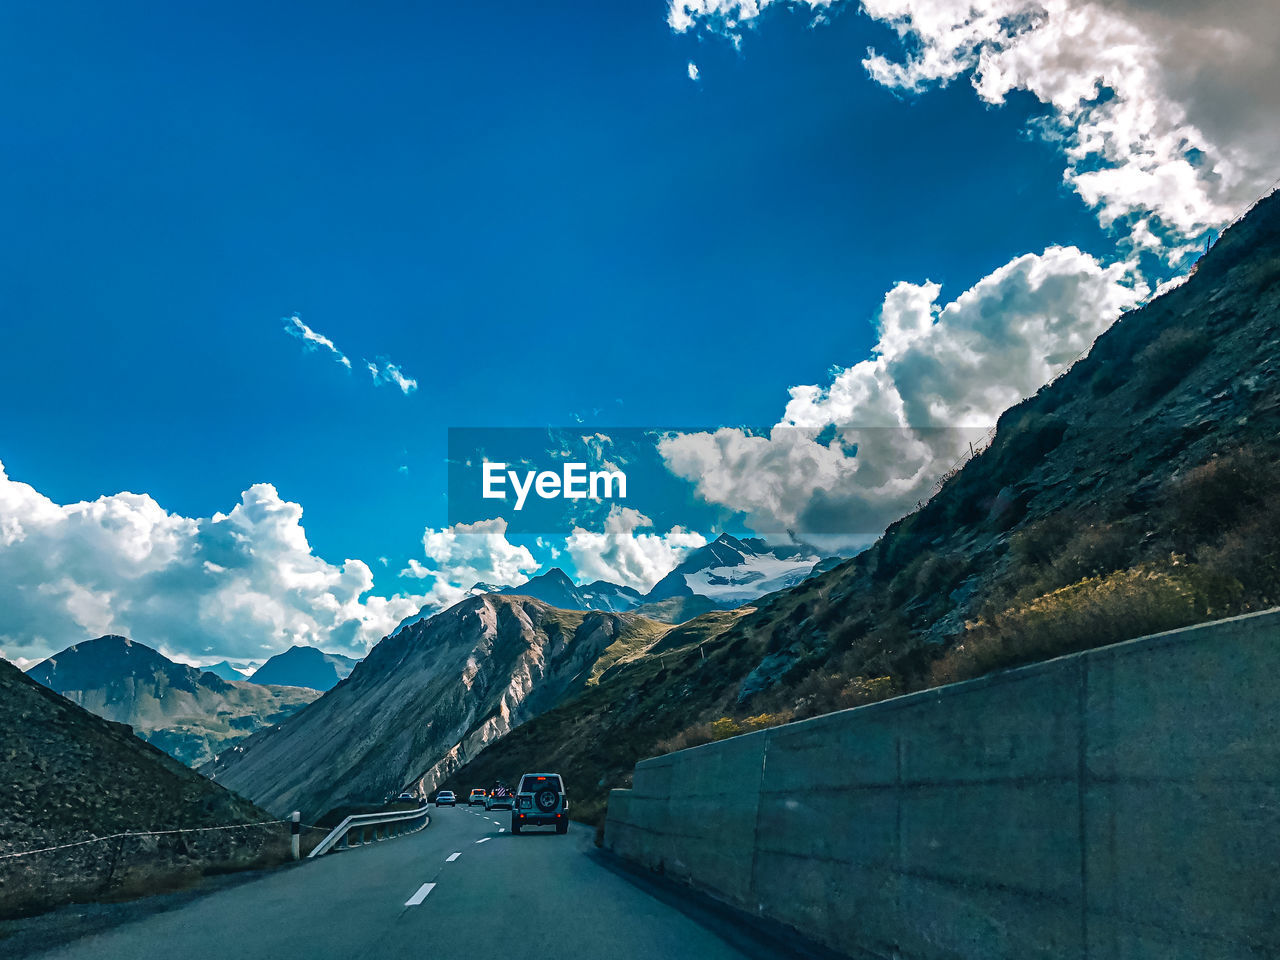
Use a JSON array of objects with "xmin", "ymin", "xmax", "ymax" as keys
[
  {"xmin": 405, "ymin": 883, "xmax": 436, "ymax": 906},
  {"xmin": 446, "ymin": 852, "xmax": 461, "ymax": 862}
]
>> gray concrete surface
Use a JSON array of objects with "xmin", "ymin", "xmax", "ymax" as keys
[
  {"xmin": 604, "ymin": 608, "xmax": 1280, "ymax": 959},
  {"xmin": 3, "ymin": 804, "xmax": 812, "ymax": 960}
]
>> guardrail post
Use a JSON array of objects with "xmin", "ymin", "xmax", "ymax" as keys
[{"xmin": 291, "ymin": 811, "xmax": 301, "ymax": 860}]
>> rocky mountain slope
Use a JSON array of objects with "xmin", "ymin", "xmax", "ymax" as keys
[
  {"xmin": 203, "ymin": 596, "xmax": 667, "ymax": 819},
  {"xmin": 28, "ymin": 637, "xmax": 319, "ymax": 767},
  {"xmin": 442, "ymin": 190, "xmax": 1280, "ymax": 823},
  {"xmin": 439, "ymin": 608, "xmax": 753, "ymax": 824},
  {"xmin": 248, "ymin": 645, "xmax": 358, "ymax": 691},
  {"xmin": 0, "ymin": 657, "xmax": 282, "ymax": 918}
]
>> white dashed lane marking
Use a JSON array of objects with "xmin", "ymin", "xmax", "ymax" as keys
[
  {"xmin": 446, "ymin": 852, "xmax": 461, "ymax": 862},
  {"xmin": 405, "ymin": 883, "xmax": 436, "ymax": 906},
  {"xmin": 475, "ymin": 838, "xmax": 490, "ymax": 844}
]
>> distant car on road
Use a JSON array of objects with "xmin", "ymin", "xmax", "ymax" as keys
[
  {"xmin": 511, "ymin": 773, "xmax": 568, "ymax": 834},
  {"xmin": 397, "ymin": 792, "xmax": 416, "ymax": 802},
  {"xmin": 468, "ymin": 789, "xmax": 487, "ymax": 806},
  {"xmin": 485, "ymin": 784, "xmax": 513, "ymax": 811},
  {"xmin": 434, "ymin": 790, "xmax": 456, "ymax": 807}
]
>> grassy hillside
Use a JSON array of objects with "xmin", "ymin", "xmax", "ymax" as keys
[
  {"xmin": 445, "ymin": 190, "xmax": 1280, "ymax": 825},
  {"xmin": 0, "ymin": 658, "xmax": 284, "ymax": 918}
]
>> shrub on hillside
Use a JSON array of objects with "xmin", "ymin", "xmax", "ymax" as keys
[
  {"xmin": 653, "ymin": 712, "xmax": 795, "ymax": 756},
  {"xmin": 835, "ymin": 675, "xmax": 897, "ymax": 709},
  {"xmin": 1197, "ymin": 496, "xmax": 1280, "ymax": 605},
  {"xmin": 888, "ymin": 549, "xmax": 968, "ymax": 608},
  {"xmin": 1008, "ymin": 514, "xmax": 1130, "ymax": 596},
  {"xmin": 1136, "ymin": 326, "xmax": 1210, "ymax": 400},
  {"xmin": 1009, "ymin": 512, "xmax": 1079, "ymax": 568},
  {"xmin": 931, "ymin": 561, "xmax": 1242, "ymax": 686},
  {"xmin": 1165, "ymin": 446, "xmax": 1272, "ymax": 542}
]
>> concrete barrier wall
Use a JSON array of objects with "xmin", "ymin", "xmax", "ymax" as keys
[{"xmin": 603, "ymin": 609, "xmax": 1280, "ymax": 960}]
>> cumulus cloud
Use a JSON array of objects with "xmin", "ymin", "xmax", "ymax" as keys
[
  {"xmin": 659, "ymin": 245, "xmax": 1145, "ymax": 536},
  {"xmin": 0, "ymin": 462, "xmax": 429, "ymax": 663},
  {"xmin": 669, "ymin": 0, "xmax": 1280, "ymax": 254},
  {"xmin": 419, "ymin": 517, "xmax": 538, "ymax": 587},
  {"xmin": 393, "ymin": 517, "xmax": 541, "ymax": 622},
  {"xmin": 565, "ymin": 506, "xmax": 708, "ymax": 592},
  {"xmin": 687, "ymin": 61, "xmax": 701, "ymax": 81}
]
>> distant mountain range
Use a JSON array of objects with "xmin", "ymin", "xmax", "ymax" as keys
[
  {"xmin": 642, "ymin": 533, "xmax": 825, "ymax": 604},
  {"xmin": 27, "ymin": 637, "xmax": 319, "ymax": 766},
  {"xmin": 204, "ymin": 596, "xmax": 669, "ymax": 820},
  {"xmin": 393, "ymin": 534, "xmax": 833, "ymax": 634},
  {"xmin": 203, "ymin": 660, "xmax": 251, "ymax": 682},
  {"xmin": 249, "ymin": 645, "xmax": 358, "ymax": 691}
]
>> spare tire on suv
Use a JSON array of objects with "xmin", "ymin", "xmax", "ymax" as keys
[{"xmin": 511, "ymin": 772, "xmax": 568, "ymax": 835}]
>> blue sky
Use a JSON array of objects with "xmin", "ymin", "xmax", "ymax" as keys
[{"xmin": 1, "ymin": 0, "xmax": 1273, "ymax": 662}]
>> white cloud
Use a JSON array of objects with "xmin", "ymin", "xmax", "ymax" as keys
[
  {"xmin": 284, "ymin": 314, "xmax": 352, "ymax": 369},
  {"xmin": 669, "ymin": 0, "xmax": 1280, "ymax": 254},
  {"xmin": 565, "ymin": 505, "xmax": 707, "ymax": 592},
  {"xmin": 400, "ymin": 558, "xmax": 432, "ymax": 579},
  {"xmin": 415, "ymin": 518, "xmax": 539, "ymax": 590},
  {"xmin": 659, "ymin": 245, "xmax": 1145, "ymax": 536},
  {"xmin": 391, "ymin": 517, "xmax": 541, "ymax": 625},
  {"xmin": 285, "ymin": 314, "xmax": 418, "ymax": 396},
  {"xmin": 0, "ymin": 463, "xmax": 430, "ymax": 663},
  {"xmin": 366, "ymin": 360, "xmax": 419, "ymax": 395},
  {"xmin": 687, "ymin": 61, "xmax": 701, "ymax": 81},
  {"xmin": 1, "ymin": 650, "xmax": 41, "ymax": 671}
]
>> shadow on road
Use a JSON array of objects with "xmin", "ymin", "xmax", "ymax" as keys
[{"xmin": 586, "ymin": 848, "xmax": 848, "ymax": 960}]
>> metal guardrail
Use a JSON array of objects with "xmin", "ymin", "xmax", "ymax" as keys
[{"xmin": 308, "ymin": 805, "xmax": 431, "ymax": 858}]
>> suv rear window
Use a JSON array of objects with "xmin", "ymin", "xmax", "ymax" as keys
[{"xmin": 520, "ymin": 775, "xmax": 562, "ymax": 793}]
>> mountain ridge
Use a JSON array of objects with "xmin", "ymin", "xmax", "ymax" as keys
[
  {"xmin": 28, "ymin": 637, "xmax": 319, "ymax": 767},
  {"xmin": 203, "ymin": 595, "xmax": 668, "ymax": 819},
  {"xmin": 391, "ymin": 538, "xmax": 835, "ymax": 633},
  {"xmin": 248, "ymin": 645, "xmax": 358, "ymax": 691}
]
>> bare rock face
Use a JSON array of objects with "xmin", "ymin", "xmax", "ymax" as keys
[{"xmin": 202, "ymin": 596, "xmax": 663, "ymax": 820}]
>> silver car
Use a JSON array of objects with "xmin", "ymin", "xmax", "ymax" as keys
[{"xmin": 511, "ymin": 773, "xmax": 568, "ymax": 834}]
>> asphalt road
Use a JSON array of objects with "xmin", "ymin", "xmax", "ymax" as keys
[{"xmin": 23, "ymin": 807, "xmax": 781, "ymax": 960}]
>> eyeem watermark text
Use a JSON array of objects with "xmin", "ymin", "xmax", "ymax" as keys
[{"xmin": 481, "ymin": 462, "xmax": 627, "ymax": 511}]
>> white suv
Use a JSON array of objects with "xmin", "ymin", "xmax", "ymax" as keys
[{"xmin": 511, "ymin": 772, "xmax": 568, "ymax": 834}]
